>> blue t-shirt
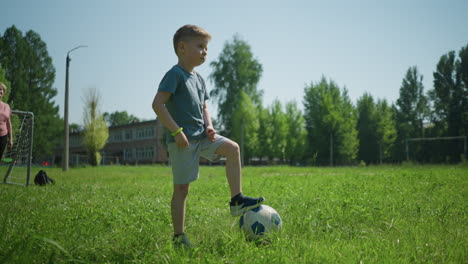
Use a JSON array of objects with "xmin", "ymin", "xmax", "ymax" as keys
[{"xmin": 158, "ymin": 65, "xmax": 209, "ymax": 142}]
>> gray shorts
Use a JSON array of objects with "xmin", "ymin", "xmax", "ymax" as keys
[{"xmin": 167, "ymin": 135, "xmax": 228, "ymax": 184}]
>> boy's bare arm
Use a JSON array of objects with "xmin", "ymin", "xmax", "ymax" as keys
[
  {"xmin": 152, "ymin": 91, "xmax": 180, "ymax": 132},
  {"xmin": 203, "ymin": 102, "xmax": 216, "ymax": 141},
  {"xmin": 203, "ymin": 102, "xmax": 213, "ymax": 128},
  {"xmin": 152, "ymin": 91, "xmax": 189, "ymax": 148}
]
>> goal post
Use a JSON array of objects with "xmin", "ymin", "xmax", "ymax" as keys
[
  {"xmin": 1, "ymin": 110, "xmax": 34, "ymax": 187},
  {"xmin": 405, "ymin": 136, "xmax": 467, "ymax": 162}
]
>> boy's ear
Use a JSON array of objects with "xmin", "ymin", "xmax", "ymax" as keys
[{"xmin": 177, "ymin": 41, "xmax": 185, "ymax": 54}]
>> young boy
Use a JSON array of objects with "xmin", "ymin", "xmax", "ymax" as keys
[{"xmin": 152, "ymin": 25, "xmax": 264, "ymax": 248}]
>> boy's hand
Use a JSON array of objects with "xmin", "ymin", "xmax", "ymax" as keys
[
  {"xmin": 175, "ymin": 131, "xmax": 189, "ymax": 149},
  {"xmin": 206, "ymin": 126, "xmax": 216, "ymax": 142}
]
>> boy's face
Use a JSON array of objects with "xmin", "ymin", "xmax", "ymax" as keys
[{"xmin": 179, "ymin": 37, "xmax": 209, "ymax": 67}]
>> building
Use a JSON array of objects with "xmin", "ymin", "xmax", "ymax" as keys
[{"xmin": 56, "ymin": 119, "xmax": 168, "ymax": 166}]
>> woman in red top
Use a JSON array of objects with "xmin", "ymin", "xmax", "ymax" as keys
[{"xmin": 0, "ymin": 82, "xmax": 13, "ymax": 160}]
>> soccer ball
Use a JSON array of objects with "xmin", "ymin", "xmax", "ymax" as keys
[{"xmin": 239, "ymin": 205, "xmax": 282, "ymax": 240}]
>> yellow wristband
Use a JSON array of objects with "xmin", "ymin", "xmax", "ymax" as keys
[{"xmin": 171, "ymin": 127, "xmax": 183, "ymax": 137}]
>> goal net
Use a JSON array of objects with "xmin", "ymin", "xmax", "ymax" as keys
[
  {"xmin": 1, "ymin": 110, "xmax": 34, "ymax": 186},
  {"xmin": 405, "ymin": 136, "xmax": 467, "ymax": 163}
]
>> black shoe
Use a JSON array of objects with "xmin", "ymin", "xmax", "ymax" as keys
[
  {"xmin": 230, "ymin": 196, "xmax": 265, "ymax": 216},
  {"xmin": 173, "ymin": 233, "xmax": 193, "ymax": 249}
]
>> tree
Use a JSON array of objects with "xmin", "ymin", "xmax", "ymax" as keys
[
  {"xmin": 231, "ymin": 91, "xmax": 259, "ymax": 164},
  {"xmin": 375, "ymin": 99, "xmax": 396, "ymax": 163},
  {"xmin": 103, "ymin": 110, "xmax": 140, "ymax": 126},
  {"xmin": 0, "ymin": 26, "xmax": 62, "ymax": 160},
  {"xmin": 82, "ymin": 88, "xmax": 108, "ymax": 166},
  {"xmin": 356, "ymin": 93, "xmax": 379, "ymax": 163},
  {"xmin": 427, "ymin": 44, "xmax": 468, "ymax": 162},
  {"xmin": 285, "ymin": 101, "xmax": 307, "ymax": 165},
  {"xmin": 69, "ymin": 123, "xmax": 82, "ymax": 133},
  {"xmin": 303, "ymin": 77, "xmax": 359, "ymax": 165},
  {"xmin": 209, "ymin": 35, "xmax": 263, "ymax": 136},
  {"xmin": 0, "ymin": 65, "xmax": 11, "ymax": 102},
  {"xmin": 394, "ymin": 66, "xmax": 429, "ymax": 161},
  {"xmin": 268, "ymin": 100, "xmax": 288, "ymax": 163},
  {"xmin": 256, "ymin": 106, "xmax": 274, "ymax": 164},
  {"xmin": 430, "ymin": 45, "xmax": 468, "ymax": 137},
  {"xmin": 0, "ymin": 26, "xmax": 26, "ymax": 107},
  {"xmin": 356, "ymin": 93, "xmax": 396, "ymax": 164},
  {"xmin": 458, "ymin": 45, "xmax": 468, "ymax": 138}
]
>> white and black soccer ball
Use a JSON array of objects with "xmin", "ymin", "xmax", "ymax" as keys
[{"xmin": 239, "ymin": 205, "xmax": 282, "ymax": 240}]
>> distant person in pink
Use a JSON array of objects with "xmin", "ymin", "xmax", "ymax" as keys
[{"xmin": 0, "ymin": 82, "xmax": 13, "ymax": 160}]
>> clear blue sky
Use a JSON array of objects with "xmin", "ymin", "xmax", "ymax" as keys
[{"xmin": 2, "ymin": 0, "xmax": 467, "ymax": 125}]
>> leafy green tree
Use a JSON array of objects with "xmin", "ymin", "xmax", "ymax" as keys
[
  {"xmin": 83, "ymin": 88, "xmax": 108, "ymax": 166},
  {"xmin": 0, "ymin": 26, "xmax": 26, "ymax": 107},
  {"xmin": 356, "ymin": 94, "xmax": 396, "ymax": 164},
  {"xmin": 356, "ymin": 93, "xmax": 379, "ymax": 163},
  {"xmin": 394, "ymin": 66, "xmax": 429, "ymax": 161},
  {"xmin": 375, "ymin": 99, "xmax": 397, "ymax": 163},
  {"xmin": 209, "ymin": 35, "xmax": 263, "ymax": 136},
  {"xmin": 69, "ymin": 123, "xmax": 82, "ymax": 133},
  {"xmin": 256, "ymin": 106, "xmax": 274, "ymax": 164},
  {"xmin": 231, "ymin": 91, "xmax": 259, "ymax": 164},
  {"xmin": 337, "ymin": 89, "xmax": 360, "ymax": 164},
  {"xmin": 285, "ymin": 101, "xmax": 307, "ymax": 165},
  {"xmin": 430, "ymin": 45, "xmax": 468, "ymax": 136},
  {"xmin": 429, "ymin": 51, "xmax": 457, "ymax": 132},
  {"xmin": 428, "ymin": 44, "xmax": 468, "ymax": 162},
  {"xmin": 268, "ymin": 100, "xmax": 288, "ymax": 163},
  {"xmin": 103, "ymin": 111, "xmax": 140, "ymax": 126},
  {"xmin": 459, "ymin": 45, "xmax": 468, "ymax": 138},
  {"xmin": 303, "ymin": 77, "xmax": 358, "ymax": 165},
  {"xmin": 0, "ymin": 65, "xmax": 11, "ymax": 102},
  {"xmin": 0, "ymin": 26, "xmax": 62, "ymax": 160}
]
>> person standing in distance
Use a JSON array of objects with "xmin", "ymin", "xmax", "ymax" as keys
[{"xmin": 0, "ymin": 82, "xmax": 13, "ymax": 160}]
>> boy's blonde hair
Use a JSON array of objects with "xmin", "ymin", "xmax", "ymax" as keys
[{"xmin": 173, "ymin": 25, "xmax": 211, "ymax": 55}]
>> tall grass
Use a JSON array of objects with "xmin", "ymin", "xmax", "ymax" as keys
[{"xmin": 0, "ymin": 165, "xmax": 466, "ymax": 263}]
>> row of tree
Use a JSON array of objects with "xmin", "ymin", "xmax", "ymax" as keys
[
  {"xmin": 1, "ymin": 25, "xmax": 466, "ymax": 164},
  {"xmin": 0, "ymin": 26, "xmax": 62, "ymax": 160},
  {"xmin": 0, "ymin": 26, "xmax": 136, "ymax": 163},
  {"xmin": 208, "ymin": 36, "xmax": 306, "ymax": 165},
  {"xmin": 209, "ymin": 35, "xmax": 468, "ymax": 165}
]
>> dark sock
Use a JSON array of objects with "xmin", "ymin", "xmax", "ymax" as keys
[
  {"xmin": 230, "ymin": 192, "xmax": 244, "ymax": 204},
  {"xmin": 173, "ymin": 232, "xmax": 185, "ymax": 238}
]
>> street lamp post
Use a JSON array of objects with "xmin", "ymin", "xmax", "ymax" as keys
[{"xmin": 63, "ymin": 45, "xmax": 87, "ymax": 171}]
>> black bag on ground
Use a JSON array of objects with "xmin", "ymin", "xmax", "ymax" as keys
[{"xmin": 34, "ymin": 170, "xmax": 55, "ymax": 186}]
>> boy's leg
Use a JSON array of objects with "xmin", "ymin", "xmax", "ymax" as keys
[
  {"xmin": 172, "ymin": 184, "xmax": 190, "ymax": 235},
  {"xmin": 214, "ymin": 139, "xmax": 264, "ymax": 216},
  {"xmin": 167, "ymin": 142, "xmax": 200, "ymax": 248},
  {"xmin": 214, "ymin": 139, "xmax": 241, "ymax": 197}
]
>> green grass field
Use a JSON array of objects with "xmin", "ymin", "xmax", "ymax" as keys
[{"xmin": 0, "ymin": 165, "xmax": 467, "ymax": 263}]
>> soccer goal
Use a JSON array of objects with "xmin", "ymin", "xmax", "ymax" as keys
[
  {"xmin": 1, "ymin": 110, "xmax": 34, "ymax": 186},
  {"xmin": 405, "ymin": 136, "xmax": 467, "ymax": 163}
]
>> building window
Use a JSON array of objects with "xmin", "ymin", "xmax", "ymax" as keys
[
  {"xmin": 145, "ymin": 146, "xmax": 154, "ymax": 158},
  {"xmin": 125, "ymin": 129, "xmax": 133, "ymax": 140},
  {"xmin": 135, "ymin": 146, "xmax": 154, "ymax": 159},
  {"xmin": 124, "ymin": 149, "xmax": 134, "ymax": 160},
  {"xmin": 145, "ymin": 127, "xmax": 155, "ymax": 138},
  {"xmin": 136, "ymin": 147, "xmax": 144, "ymax": 159},
  {"xmin": 136, "ymin": 128, "xmax": 145, "ymax": 139},
  {"xmin": 70, "ymin": 136, "xmax": 81, "ymax": 147},
  {"xmin": 136, "ymin": 127, "xmax": 155, "ymax": 139},
  {"xmin": 108, "ymin": 130, "xmax": 123, "ymax": 143},
  {"xmin": 113, "ymin": 131, "xmax": 123, "ymax": 142}
]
